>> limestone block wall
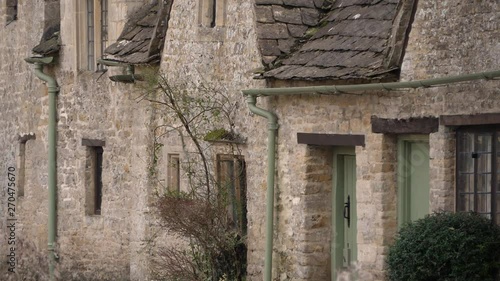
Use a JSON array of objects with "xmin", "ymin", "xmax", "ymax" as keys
[
  {"xmin": 253, "ymin": 1, "xmax": 500, "ymax": 280},
  {"xmin": 264, "ymin": 94, "xmax": 400, "ymax": 280},
  {"xmin": 2, "ymin": 0, "xmax": 500, "ymax": 280},
  {"xmin": 1, "ymin": 0, "xmax": 155, "ymax": 280},
  {"xmin": 157, "ymin": 0, "xmax": 267, "ymax": 279},
  {"xmin": 0, "ymin": 0, "xmax": 47, "ymax": 279}
]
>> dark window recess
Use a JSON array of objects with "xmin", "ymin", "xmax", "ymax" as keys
[
  {"xmin": 217, "ymin": 155, "xmax": 247, "ymax": 234},
  {"xmin": 6, "ymin": 0, "xmax": 18, "ymax": 24},
  {"xmin": 167, "ymin": 154, "xmax": 180, "ymax": 192},
  {"xmin": 94, "ymin": 147, "xmax": 103, "ymax": 215},
  {"xmin": 210, "ymin": 0, "xmax": 216, "ymax": 27},
  {"xmin": 457, "ymin": 127, "xmax": 500, "ymax": 225},
  {"xmin": 83, "ymin": 142, "xmax": 105, "ymax": 216}
]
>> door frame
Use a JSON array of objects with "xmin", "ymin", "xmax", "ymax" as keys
[
  {"xmin": 397, "ymin": 135, "xmax": 430, "ymax": 228},
  {"xmin": 331, "ymin": 146, "xmax": 356, "ymax": 281}
]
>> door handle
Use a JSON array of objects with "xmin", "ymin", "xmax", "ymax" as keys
[{"xmin": 343, "ymin": 195, "xmax": 350, "ymax": 228}]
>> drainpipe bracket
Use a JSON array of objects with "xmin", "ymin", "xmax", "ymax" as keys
[{"xmin": 269, "ymin": 123, "xmax": 279, "ymax": 130}]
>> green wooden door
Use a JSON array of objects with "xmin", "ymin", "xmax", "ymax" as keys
[
  {"xmin": 343, "ymin": 155, "xmax": 357, "ymax": 266},
  {"xmin": 398, "ymin": 138, "xmax": 430, "ymax": 227},
  {"xmin": 332, "ymin": 148, "xmax": 357, "ymax": 280}
]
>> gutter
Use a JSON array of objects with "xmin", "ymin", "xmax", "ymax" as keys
[
  {"xmin": 24, "ymin": 56, "xmax": 58, "ymax": 281},
  {"xmin": 242, "ymin": 68, "xmax": 500, "ymax": 281}
]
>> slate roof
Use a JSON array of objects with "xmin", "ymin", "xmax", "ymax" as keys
[
  {"xmin": 105, "ymin": 0, "xmax": 173, "ymax": 64},
  {"xmin": 256, "ymin": 0, "xmax": 416, "ymax": 81},
  {"xmin": 32, "ymin": 24, "xmax": 61, "ymax": 56}
]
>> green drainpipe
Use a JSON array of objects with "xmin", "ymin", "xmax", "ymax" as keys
[
  {"xmin": 242, "ymin": 68, "xmax": 500, "ymax": 280},
  {"xmin": 24, "ymin": 56, "xmax": 58, "ymax": 281},
  {"xmin": 246, "ymin": 96, "xmax": 278, "ymax": 281}
]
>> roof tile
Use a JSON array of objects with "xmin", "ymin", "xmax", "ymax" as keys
[
  {"xmin": 282, "ymin": 0, "xmax": 316, "ymax": 8},
  {"xmin": 255, "ymin": 5, "xmax": 275, "ymax": 23},
  {"xmin": 104, "ymin": 0, "xmax": 173, "ymax": 64},
  {"xmin": 287, "ymin": 24, "xmax": 308, "ymax": 37},
  {"xmin": 273, "ymin": 6, "xmax": 303, "ymax": 24},
  {"xmin": 255, "ymin": 0, "xmax": 283, "ymax": 4},
  {"xmin": 259, "ymin": 0, "xmax": 417, "ymax": 81},
  {"xmin": 300, "ymin": 8, "xmax": 321, "ymax": 26},
  {"xmin": 257, "ymin": 23, "xmax": 290, "ymax": 39},
  {"xmin": 32, "ymin": 24, "xmax": 61, "ymax": 56}
]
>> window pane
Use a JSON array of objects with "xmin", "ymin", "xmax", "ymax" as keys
[
  {"xmin": 497, "ymin": 195, "xmax": 500, "ymax": 224},
  {"xmin": 219, "ymin": 160, "xmax": 234, "ymax": 189},
  {"xmin": 477, "ymin": 194, "xmax": 491, "ymax": 215},
  {"xmin": 101, "ymin": 0, "xmax": 109, "ymax": 51},
  {"xmin": 497, "ymin": 133, "xmax": 500, "ymax": 191},
  {"xmin": 477, "ymin": 173, "xmax": 491, "ymax": 193},
  {"xmin": 87, "ymin": 0, "xmax": 95, "ymax": 71},
  {"xmin": 458, "ymin": 132, "xmax": 474, "ymax": 199},
  {"xmin": 476, "ymin": 133, "xmax": 492, "ymax": 197}
]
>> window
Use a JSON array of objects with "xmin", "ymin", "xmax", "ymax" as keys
[
  {"xmin": 167, "ymin": 154, "xmax": 180, "ymax": 192},
  {"xmin": 199, "ymin": 0, "xmax": 226, "ymax": 28},
  {"xmin": 457, "ymin": 127, "xmax": 500, "ymax": 225},
  {"xmin": 6, "ymin": 0, "xmax": 17, "ymax": 25},
  {"xmin": 17, "ymin": 133, "xmax": 36, "ymax": 197},
  {"xmin": 82, "ymin": 139, "xmax": 105, "ymax": 215},
  {"xmin": 217, "ymin": 155, "xmax": 247, "ymax": 234},
  {"xmin": 80, "ymin": 0, "xmax": 108, "ymax": 71}
]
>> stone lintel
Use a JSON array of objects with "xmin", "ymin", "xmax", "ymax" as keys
[
  {"xmin": 371, "ymin": 116, "xmax": 438, "ymax": 134},
  {"xmin": 82, "ymin": 138, "xmax": 106, "ymax": 147},
  {"xmin": 297, "ymin": 133, "xmax": 365, "ymax": 147},
  {"xmin": 440, "ymin": 113, "xmax": 500, "ymax": 126}
]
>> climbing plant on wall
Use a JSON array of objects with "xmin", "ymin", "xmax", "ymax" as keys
[{"xmin": 139, "ymin": 69, "xmax": 247, "ymax": 281}]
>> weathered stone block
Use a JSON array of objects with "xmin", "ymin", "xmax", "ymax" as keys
[
  {"xmin": 273, "ymin": 6, "xmax": 303, "ymax": 24},
  {"xmin": 255, "ymin": 0, "xmax": 283, "ymax": 4},
  {"xmin": 283, "ymin": 0, "xmax": 316, "ymax": 8},
  {"xmin": 256, "ymin": 23, "xmax": 289, "ymax": 39},
  {"xmin": 278, "ymin": 38, "xmax": 296, "ymax": 53},
  {"xmin": 301, "ymin": 8, "xmax": 320, "ymax": 26},
  {"xmin": 287, "ymin": 24, "xmax": 308, "ymax": 37},
  {"xmin": 255, "ymin": 5, "xmax": 275, "ymax": 23},
  {"xmin": 259, "ymin": 39, "xmax": 281, "ymax": 56}
]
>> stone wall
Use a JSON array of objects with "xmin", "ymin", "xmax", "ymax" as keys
[
  {"xmin": 0, "ymin": 0, "xmax": 47, "ymax": 279},
  {"xmin": 2, "ymin": 0, "xmax": 500, "ymax": 280},
  {"xmin": 1, "ymin": 1, "xmax": 155, "ymax": 280},
  {"xmin": 253, "ymin": 1, "xmax": 500, "ymax": 280},
  {"xmin": 152, "ymin": 1, "xmax": 500, "ymax": 280},
  {"xmin": 157, "ymin": 0, "xmax": 267, "ymax": 279}
]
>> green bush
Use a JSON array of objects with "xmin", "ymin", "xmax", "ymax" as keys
[{"xmin": 386, "ymin": 212, "xmax": 500, "ymax": 281}]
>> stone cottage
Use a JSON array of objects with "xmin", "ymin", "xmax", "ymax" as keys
[{"xmin": 1, "ymin": 0, "xmax": 500, "ymax": 280}]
